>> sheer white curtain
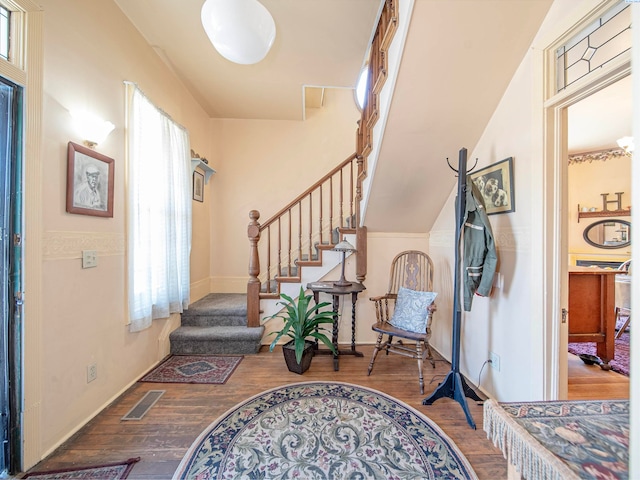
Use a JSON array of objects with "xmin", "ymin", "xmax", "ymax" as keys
[{"xmin": 126, "ymin": 83, "xmax": 192, "ymax": 332}]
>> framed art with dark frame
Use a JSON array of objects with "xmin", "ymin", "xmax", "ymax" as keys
[
  {"xmin": 66, "ymin": 141, "xmax": 114, "ymax": 217},
  {"xmin": 470, "ymin": 157, "xmax": 515, "ymax": 215},
  {"xmin": 193, "ymin": 170, "xmax": 204, "ymax": 202}
]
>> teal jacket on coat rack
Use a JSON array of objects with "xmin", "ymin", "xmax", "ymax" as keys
[{"xmin": 462, "ymin": 175, "xmax": 498, "ymax": 311}]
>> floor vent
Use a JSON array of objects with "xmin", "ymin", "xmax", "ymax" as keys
[{"xmin": 122, "ymin": 390, "xmax": 165, "ymax": 421}]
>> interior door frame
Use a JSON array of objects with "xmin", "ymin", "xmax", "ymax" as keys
[{"xmin": 543, "ymin": 40, "xmax": 632, "ymax": 400}]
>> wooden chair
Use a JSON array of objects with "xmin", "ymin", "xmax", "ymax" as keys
[{"xmin": 367, "ymin": 250, "xmax": 437, "ymax": 394}]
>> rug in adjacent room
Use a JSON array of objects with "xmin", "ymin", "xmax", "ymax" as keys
[
  {"xmin": 139, "ymin": 355, "xmax": 242, "ymax": 384},
  {"xmin": 173, "ymin": 381, "xmax": 477, "ymax": 479},
  {"xmin": 23, "ymin": 457, "xmax": 140, "ymax": 479},
  {"xmin": 568, "ymin": 332, "xmax": 630, "ymax": 376}
]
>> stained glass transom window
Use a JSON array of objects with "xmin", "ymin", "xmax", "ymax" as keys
[{"xmin": 556, "ymin": 2, "xmax": 631, "ymax": 92}]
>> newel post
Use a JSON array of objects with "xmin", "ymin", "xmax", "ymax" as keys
[
  {"xmin": 247, "ymin": 210, "xmax": 261, "ymax": 327},
  {"xmin": 355, "ymin": 154, "xmax": 367, "ymax": 283}
]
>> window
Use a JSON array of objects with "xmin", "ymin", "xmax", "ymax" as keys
[
  {"xmin": 0, "ymin": 7, "xmax": 8, "ymax": 61},
  {"xmin": 556, "ymin": 2, "xmax": 631, "ymax": 92},
  {"xmin": 355, "ymin": 64, "xmax": 369, "ymax": 110},
  {"xmin": 125, "ymin": 83, "xmax": 192, "ymax": 332}
]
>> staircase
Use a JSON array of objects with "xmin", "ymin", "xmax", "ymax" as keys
[
  {"xmin": 170, "ymin": 1, "xmax": 401, "ymax": 355},
  {"xmin": 170, "ymin": 293, "xmax": 263, "ymax": 354}
]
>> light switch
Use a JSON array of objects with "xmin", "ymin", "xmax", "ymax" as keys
[{"xmin": 82, "ymin": 250, "xmax": 98, "ymax": 268}]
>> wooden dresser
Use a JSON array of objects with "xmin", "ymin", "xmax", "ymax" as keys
[{"xmin": 568, "ymin": 266, "xmax": 619, "ymax": 367}]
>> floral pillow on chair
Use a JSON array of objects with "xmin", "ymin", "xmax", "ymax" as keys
[{"xmin": 389, "ymin": 286, "xmax": 438, "ymax": 333}]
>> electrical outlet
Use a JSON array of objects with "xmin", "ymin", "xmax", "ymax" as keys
[
  {"xmin": 82, "ymin": 250, "xmax": 98, "ymax": 269},
  {"xmin": 87, "ymin": 363, "xmax": 97, "ymax": 383},
  {"xmin": 492, "ymin": 272, "xmax": 503, "ymax": 289},
  {"xmin": 489, "ymin": 352, "xmax": 500, "ymax": 372}
]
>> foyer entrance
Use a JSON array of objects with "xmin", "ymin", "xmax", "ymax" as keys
[{"xmin": 0, "ymin": 75, "xmax": 23, "ymax": 475}]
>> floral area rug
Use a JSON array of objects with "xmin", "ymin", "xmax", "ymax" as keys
[
  {"xmin": 484, "ymin": 399, "xmax": 629, "ymax": 480},
  {"xmin": 173, "ymin": 381, "xmax": 477, "ymax": 479},
  {"xmin": 139, "ymin": 355, "xmax": 242, "ymax": 384},
  {"xmin": 23, "ymin": 457, "xmax": 140, "ymax": 479},
  {"xmin": 568, "ymin": 331, "xmax": 630, "ymax": 376}
]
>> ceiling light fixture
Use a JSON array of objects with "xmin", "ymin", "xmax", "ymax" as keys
[
  {"xmin": 201, "ymin": 0, "xmax": 276, "ymax": 65},
  {"xmin": 616, "ymin": 136, "xmax": 634, "ymax": 157}
]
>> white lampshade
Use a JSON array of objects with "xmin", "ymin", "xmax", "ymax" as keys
[
  {"xmin": 70, "ymin": 110, "xmax": 115, "ymax": 147},
  {"xmin": 201, "ymin": 0, "xmax": 276, "ymax": 65}
]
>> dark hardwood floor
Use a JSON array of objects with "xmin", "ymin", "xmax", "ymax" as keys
[{"xmin": 22, "ymin": 346, "xmax": 630, "ymax": 479}]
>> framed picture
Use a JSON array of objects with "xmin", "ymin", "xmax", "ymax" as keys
[
  {"xmin": 470, "ymin": 157, "xmax": 515, "ymax": 215},
  {"xmin": 66, "ymin": 142, "xmax": 114, "ymax": 217},
  {"xmin": 193, "ymin": 170, "xmax": 204, "ymax": 202}
]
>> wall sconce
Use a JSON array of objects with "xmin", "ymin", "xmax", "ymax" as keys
[
  {"xmin": 332, "ymin": 240, "xmax": 357, "ymax": 287},
  {"xmin": 616, "ymin": 136, "xmax": 634, "ymax": 157},
  {"xmin": 70, "ymin": 110, "xmax": 115, "ymax": 148},
  {"xmin": 201, "ymin": 0, "xmax": 276, "ymax": 65}
]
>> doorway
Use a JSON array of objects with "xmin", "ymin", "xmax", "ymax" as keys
[
  {"xmin": 565, "ymin": 75, "xmax": 632, "ymax": 400},
  {"xmin": 0, "ymin": 75, "xmax": 23, "ymax": 475}
]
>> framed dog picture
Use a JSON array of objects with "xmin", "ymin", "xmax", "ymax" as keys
[{"xmin": 470, "ymin": 157, "xmax": 515, "ymax": 215}]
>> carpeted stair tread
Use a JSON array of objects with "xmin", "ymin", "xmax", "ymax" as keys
[
  {"xmin": 184, "ymin": 293, "xmax": 247, "ymax": 315},
  {"xmin": 181, "ymin": 293, "xmax": 248, "ymax": 327},
  {"xmin": 173, "ymin": 293, "xmax": 263, "ymax": 355},
  {"xmin": 170, "ymin": 325, "xmax": 264, "ymax": 355}
]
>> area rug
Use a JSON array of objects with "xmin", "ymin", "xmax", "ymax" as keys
[
  {"xmin": 173, "ymin": 381, "xmax": 477, "ymax": 479},
  {"xmin": 568, "ymin": 331, "xmax": 630, "ymax": 376},
  {"xmin": 484, "ymin": 399, "xmax": 629, "ymax": 480},
  {"xmin": 23, "ymin": 457, "xmax": 140, "ymax": 479},
  {"xmin": 139, "ymin": 355, "xmax": 242, "ymax": 384}
]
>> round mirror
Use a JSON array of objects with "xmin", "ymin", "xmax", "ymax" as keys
[{"xmin": 583, "ymin": 219, "xmax": 631, "ymax": 249}]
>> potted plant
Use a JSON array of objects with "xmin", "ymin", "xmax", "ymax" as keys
[{"xmin": 267, "ymin": 286, "xmax": 337, "ymax": 374}]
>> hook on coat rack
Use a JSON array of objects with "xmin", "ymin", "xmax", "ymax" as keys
[
  {"xmin": 446, "ymin": 156, "xmax": 479, "ymax": 175},
  {"xmin": 446, "ymin": 157, "xmax": 458, "ymax": 174}
]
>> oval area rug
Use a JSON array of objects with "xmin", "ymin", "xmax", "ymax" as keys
[{"xmin": 173, "ymin": 381, "xmax": 477, "ymax": 479}]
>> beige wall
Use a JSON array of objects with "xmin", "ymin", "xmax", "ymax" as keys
[
  {"xmin": 35, "ymin": 0, "xmax": 362, "ymax": 463},
  {"xmin": 567, "ymin": 155, "xmax": 632, "ymax": 263},
  {"xmin": 428, "ymin": 0, "xmax": 609, "ymax": 402},
  {"xmin": 38, "ymin": 0, "xmax": 213, "ymax": 460},
  {"xmin": 208, "ymin": 88, "xmax": 360, "ymax": 292}
]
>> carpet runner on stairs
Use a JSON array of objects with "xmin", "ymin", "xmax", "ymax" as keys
[{"xmin": 170, "ymin": 293, "xmax": 264, "ymax": 355}]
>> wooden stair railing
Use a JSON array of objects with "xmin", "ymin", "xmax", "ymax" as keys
[
  {"xmin": 247, "ymin": 154, "xmax": 361, "ymax": 326},
  {"xmin": 246, "ymin": 0, "xmax": 398, "ymax": 327}
]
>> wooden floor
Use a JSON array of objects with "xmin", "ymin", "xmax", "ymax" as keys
[
  {"xmin": 567, "ymin": 352, "xmax": 630, "ymax": 400},
  {"xmin": 22, "ymin": 346, "xmax": 630, "ymax": 479}
]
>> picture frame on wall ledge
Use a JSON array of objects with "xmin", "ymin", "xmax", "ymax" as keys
[
  {"xmin": 66, "ymin": 141, "xmax": 114, "ymax": 217},
  {"xmin": 469, "ymin": 156, "xmax": 515, "ymax": 215},
  {"xmin": 193, "ymin": 170, "xmax": 204, "ymax": 202}
]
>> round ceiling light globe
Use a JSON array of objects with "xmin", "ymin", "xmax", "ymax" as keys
[{"xmin": 201, "ymin": 0, "xmax": 276, "ymax": 65}]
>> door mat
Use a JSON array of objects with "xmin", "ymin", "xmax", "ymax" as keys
[
  {"xmin": 139, "ymin": 355, "xmax": 243, "ymax": 384},
  {"xmin": 23, "ymin": 457, "xmax": 140, "ymax": 479}
]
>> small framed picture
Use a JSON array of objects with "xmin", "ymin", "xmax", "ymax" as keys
[
  {"xmin": 66, "ymin": 142, "xmax": 114, "ymax": 217},
  {"xmin": 470, "ymin": 157, "xmax": 515, "ymax": 215},
  {"xmin": 193, "ymin": 170, "xmax": 204, "ymax": 202}
]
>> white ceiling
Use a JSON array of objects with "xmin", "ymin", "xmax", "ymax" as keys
[
  {"xmin": 115, "ymin": 1, "xmax": 626, "ymax": 234},
  {"xmin": 568, "ymin": 74, "xmax": 633, "ymax": 154},
  {"xmin": 113, "ymin": 0, "xmax": 382, "ymax": 120}
]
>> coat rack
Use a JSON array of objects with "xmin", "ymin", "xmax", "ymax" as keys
[{"xmin": 422, "ymin": 147, "xmax": 482, "ymax": 429}]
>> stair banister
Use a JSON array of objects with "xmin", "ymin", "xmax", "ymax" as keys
[{"xmin": 246, "ymin": 0, "xmax": 398, "ymax": 327}]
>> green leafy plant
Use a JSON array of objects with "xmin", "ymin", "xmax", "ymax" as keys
[{"xmin": 267, "ymin": 286, "xmax": 337, "ymax": 363}]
